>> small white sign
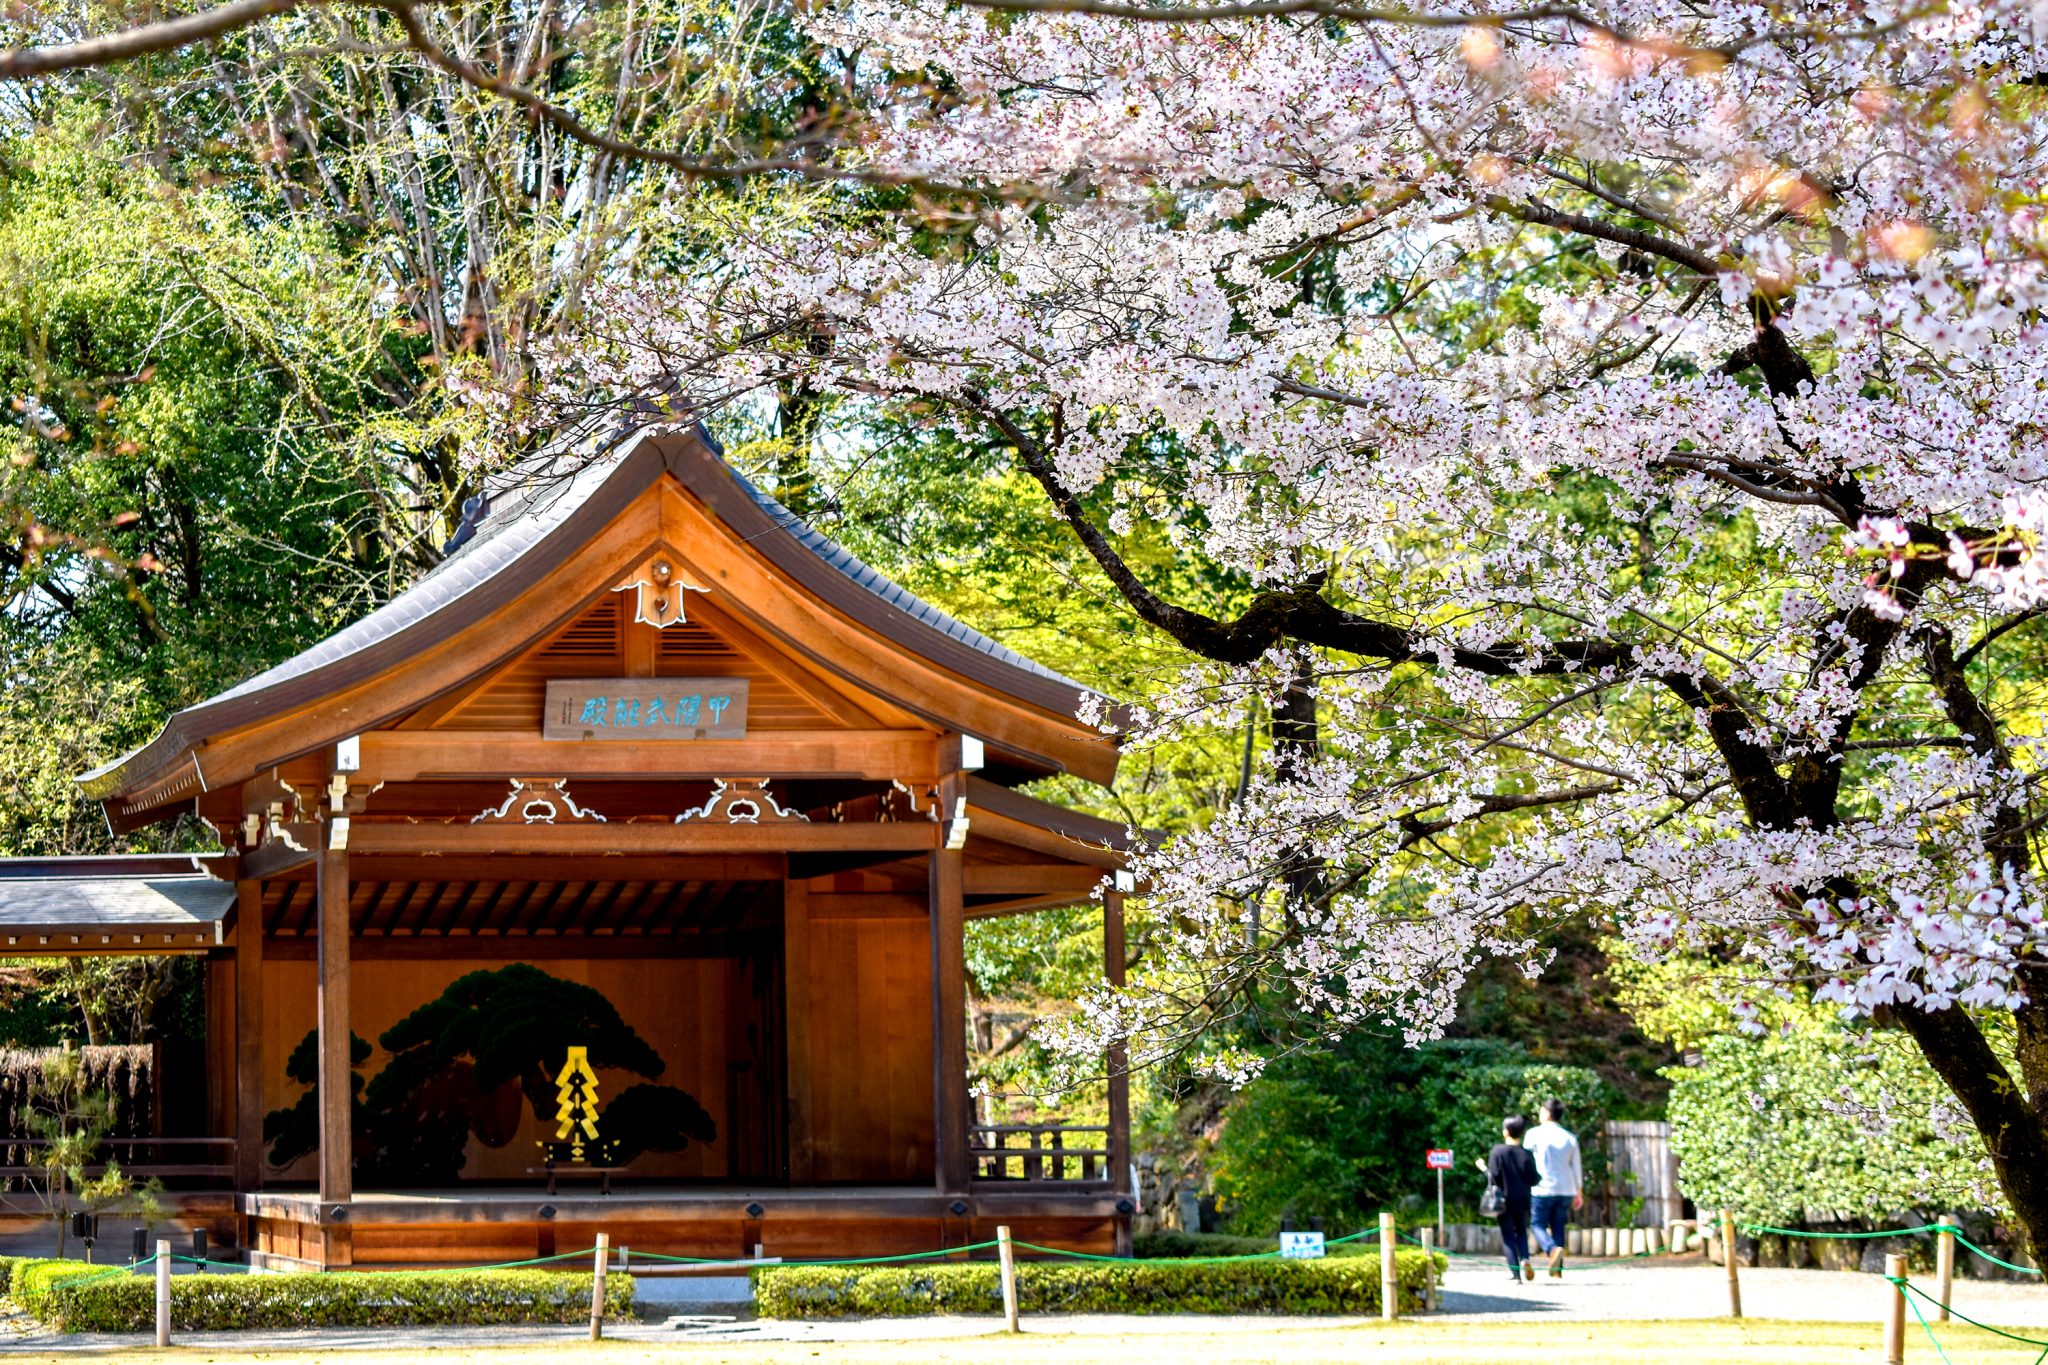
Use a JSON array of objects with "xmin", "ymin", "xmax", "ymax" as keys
[{"xmin": 1279, "ymin": 1231, "xmax": 1326, "ymax": 1260}]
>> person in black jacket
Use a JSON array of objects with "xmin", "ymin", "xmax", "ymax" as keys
[{"xmin": 1475, "ymin": 1114, "xmax": 1539, "ymax": 1283}]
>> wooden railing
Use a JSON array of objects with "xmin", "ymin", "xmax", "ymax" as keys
[
  {"xmin": 0, "ymin": 1136, "xmax": 236, "ymax": 1188},
  {"xmin": 970, "ymin": 1124, "xmax": 1111, "ymax": 1183}
]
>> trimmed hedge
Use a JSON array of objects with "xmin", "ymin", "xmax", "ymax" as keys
[
  {"xmin": 8, "ymin": 1258, "xmax": 635, "ymax": 1333},
  {"xmin": 753, "ymin": 1249, "xmax": 1441, "ymax": 1318},
  {"xmin": 1133, "ymin": 1232, "xmax": 1278, "ymax": 1259}
]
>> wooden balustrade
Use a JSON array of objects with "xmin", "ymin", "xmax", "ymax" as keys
[
  {"xmin": 0, "ymin": 1135, "xmax": 237, "ymax": 1187},
  {"xmin": 970, "ymin": 1123, "xmax": 1112, "ymax": 1184}
]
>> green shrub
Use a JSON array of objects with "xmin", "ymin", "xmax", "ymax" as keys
[
  {"xmin": 12, "ymin": 1259, "xmax": 117, "ymax": 1316},
  {"xmin": 12, "ymin": 1261, "xmax": 635, "ymax": 1332},
  {"xmin": 1132, "ymin": 1232, "xmax": 1277, "ymax": 1259},
  {"xmin": 752, "ymin": 1249, "xmax": 1440, "ymax": 1318}
]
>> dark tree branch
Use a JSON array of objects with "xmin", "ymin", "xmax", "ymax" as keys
[{"xmin": 0, "ymin": 0, "xmax": 305, "ymax": 77}]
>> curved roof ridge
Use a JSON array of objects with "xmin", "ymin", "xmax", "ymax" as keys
[
  {"xmin": 715, "ymin": 450, "xmax": 1091, "ymax": 697},
  {"xmin": 80, "ymin": 424, "xmax": 1117, "ymax": 803}
]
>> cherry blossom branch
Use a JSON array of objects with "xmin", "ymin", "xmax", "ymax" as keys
[{"xmin": 1396, "ymin": 781, "xmax": 1620, "ymax": 848}]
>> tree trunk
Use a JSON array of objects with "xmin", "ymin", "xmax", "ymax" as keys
[{"xmin": 1899, "ymin": 1004, "xmax": 2048, "ymax": 1258}]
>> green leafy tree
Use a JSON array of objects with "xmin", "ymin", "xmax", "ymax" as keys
[
  {"xmin": 1612, "ymin": 949, "xmax": 2003, "ymax": 1223},
  {"xmin": 1208, "ymin": 1037, "xmax": 1612, "ymax": 1235}
]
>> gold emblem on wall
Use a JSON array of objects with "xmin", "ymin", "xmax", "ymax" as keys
[{"xmin": 553, "ymin": 1046, "xmax": 601, "ymax": 1162}]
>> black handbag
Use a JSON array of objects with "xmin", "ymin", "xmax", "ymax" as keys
[{"xmin": 1479, "ymin": 1180, "xmax": 1505, "ymax": 1219}]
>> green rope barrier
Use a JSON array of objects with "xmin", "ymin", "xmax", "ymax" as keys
[
  {"xmin": 1951, "ymin": 1232, "xmax": 2044, "ymax": 1277},
  {"xmin": 1894, "ymin": 1276, "xmax": 2048, "ymax": 1355},
  {"xmin": 1741, "ymin": 1222, "xmax": 1944, "ymax": 1239},
  {"xmin": 51, "ymin": 1258, "xmax": 152, "ymax": 1289},
  {"xmin": 1894, "ymin": 1275, "xmax": 1962, "ymax": 1365},
  {"xmin": 632, "ymin": 1240, "xmax": 1004, "ymax": 1268}
]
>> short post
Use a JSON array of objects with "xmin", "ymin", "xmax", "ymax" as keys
[
  {"xmin": 1936, "ymin": 1215, "xmax": 1957, "ymax": 1322},
  {"xmin": 154, "ymin": 1238, "xmax": 171, "ymax": 1349},
  {"xmin": 589, "ymin": 1232, "xmax": 609, "ymax": 1343},
  {"xmin": 1379, "ymin": 1211, "xmax": 1399, "ymax": 1321},
  {"xmin": 1721, "ymin": 1210, "xmax": 1742, "ymax": 1319},
  {"xmin": 1419, "ymin": 1227, "xmax": 1437, "ymax": 1312},
  {"xmin": 1884, "ymin": 1252, "xmax": 1908, "ymax": 1365},
  {"xmin": 997, "ymin": 1224, "xmax": 1020, "ymax": 1333}
]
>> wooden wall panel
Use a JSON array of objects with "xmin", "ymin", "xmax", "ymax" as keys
[
  {"xmin": 260, "ymin": 954, "xmax": 738, "ymax": 1183},
  {"xmin": 806, "ymin": 912, "xmax": 935, "ymax": 1183},
  {"xmin": 427, "ymin": 594, "xmax": 851, "ymax": 732}
]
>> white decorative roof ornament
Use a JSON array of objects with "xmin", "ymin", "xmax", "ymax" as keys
[{"xmin": 613, "ymin": 553, "xmax": 711, "ymax": 628}]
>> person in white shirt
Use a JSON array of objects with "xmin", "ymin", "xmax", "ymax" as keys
[{"xmin": 1524, "ymin": 1098, "xmax": 1583, "ymax": 1279}]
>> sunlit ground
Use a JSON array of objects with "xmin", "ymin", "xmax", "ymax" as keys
[{"xmin": 0, "ymin": 1319, "xmax": 2029, "ymax": 1364}]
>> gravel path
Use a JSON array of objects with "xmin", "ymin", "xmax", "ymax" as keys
[{"xmin": 1435, "ymin": 1255, "xmax": 2048, "ymax": 1326}]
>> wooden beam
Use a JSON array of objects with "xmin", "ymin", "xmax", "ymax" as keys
[
  {"xmin": 266, "ymin": 932, "xmax": 769, "ymax": 961},
  {"xmin": 809, "ymin": 893, "xmax": 927, "ymax": 920},
  {"xmin": 965, "ymin": 810, "xmax": 1124, "ymax": 869},
  {"xmin": 930, "ymin": 769, "xmax": 971, "ymax": 1196},
  {"xmin": 328, "ymin": 855, "xmax": 783, "ymax": 883},
  {"xmin": 345, "ymin": 823, "xmax": 940, "ymax": 857},
  {"xmin": 964, "ymin": 893, "xmax": 1094, "ymax": 919},
  {"xmin": 1105, "ymin": 889, "xmax": 1131, "ymax": 1255},
  {"xmin": 355, "ymin": 730, "xmax": 939, "ymax": 784},
  {"xmin": 783, "ymin": 874, "xmax": 813, "ymax": 1185},
  {"xmin": 243, "ymin": 827, "xmax": 320, "ymax": 880},
  {"xmin": 235, "ymin": 881, "xmax": 265, "ymax": 1193},
  {"xmin": 316, "ymin": 839, "xmax": 352, "ymax": 1205},
  {"xmin": 963, "ymin": 865, "xmax": 1106, "ymax": 895}
]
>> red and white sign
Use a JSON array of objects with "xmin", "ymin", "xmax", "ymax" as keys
[{"xmin": 1425, "ymin": 1148, "xmax": 1454, "ymax": 1170}]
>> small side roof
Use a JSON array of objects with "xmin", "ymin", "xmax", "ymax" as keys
[
  {"xmin": 0, "ymin": 857, "xmax": 231, "ymax": 950},
  {"xmin": 82, "ymin": 425, "xmax": 1118, "ymax": 804}
]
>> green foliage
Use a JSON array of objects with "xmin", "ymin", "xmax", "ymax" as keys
[
  {"xmin": 10, "ymin": 1259, "xmax": 634, "ymax": 1332},
  {"xmin": 20, "ymin": 1043, "xmax": 162, "ymax": 1256},
  {"xmin": 750, "ymin": 1250, "xmax": 1439, "ymax": 1318},
  {"xmin": 1209, "ymin": 1037, "xmax": 1612, "ymax": 1236},
  {"xmin": 1132, "ymin": 1231, "xmax": 1279, "ymax": 1259},
  {"xmin": 1667, "ymin": 1019, "xmax": 2002, "ymax": 1224},
  {"xmin": 1612, "ymin": 948, "xmax": 2001, "ymax": 1222}
]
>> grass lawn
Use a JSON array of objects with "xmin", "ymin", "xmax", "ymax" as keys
[{"xmin": 0, "ymin": 1318, "xmax": 2030, "ymax": 1363}]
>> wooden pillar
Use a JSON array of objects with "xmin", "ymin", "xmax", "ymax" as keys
[
  {"xmin": 233, "ymin": 881, "xmax": 265, "ymax": 1193},
  {"xmin": 316, "ymin": 841, "xmax": 352, "ymax": 1206},
  {"xmin": 1105, "ymin": 888, "xmax": 1132, "ymax": 1256},
  {"xmin": 930, "ymin": 770, "xmax": 970, "ymax": 1195},
  {"xmin": 783, "ymin": 873, "xmax": 814, "ymax": 1185}
]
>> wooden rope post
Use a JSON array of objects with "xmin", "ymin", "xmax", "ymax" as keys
[
  {"xmin": 154, "ymin": 1238, "xmax": 171, "ymax": 1349},
  {"xmin": 1419, "ymin": 1227, "xmax": 1436, "ymax": 1312},
  {"xmin": 1884, "ymin": 1252, "xmax": 1908, "ymax": 1365},
  {"xmin": 1936, "ymin": 1215, "xmax": 1957, "ymax": 1322},
  {"xmin": 997, "ymin": 1224, "xmax": 1020, "ymax": 1333},
  {"xmin": 589, "ymin": 1232, "xmax": 609, "ymax": 1343},
  {"xmin": 1721, "ymin": 1210, "xmax": 1742, "ymax": 1319},
  {"xmin": 1379, "ymin": 1211, "xmax": 1399, "ymax": 1321}
]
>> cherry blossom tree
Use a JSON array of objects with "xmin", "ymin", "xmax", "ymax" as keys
[{"xmin": 507, "ymin": 0, "xmax": 2048, "ymax": 1247}]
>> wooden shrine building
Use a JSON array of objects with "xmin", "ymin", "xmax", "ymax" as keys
[{"xmin": 0, "ymin": 426, "xmax": 1135, "ymax": 1269}]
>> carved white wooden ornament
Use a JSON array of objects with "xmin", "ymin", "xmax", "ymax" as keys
[
  {"xmin": 472, "ymin": 779, "xmax": 610, "ymax": 825},
  {"xmin": 886, "ymin": 780, "xmax": 940, "ymax": 823},
  {"xmin": 675, "ymin": 779, "xmax": 809, "ymax": 825},
  {"xmin": 613, "ymin": 554, "xmax": 711, "ymax": 628}
]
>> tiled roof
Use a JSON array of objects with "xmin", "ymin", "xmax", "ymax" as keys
[
  {"xmin": 80, "ymin": 425, "xmax": 1112, "ymax": 801},
  {"xmin": 0, "ymin": 858, "xmax": 231, "ymax": 942}
]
